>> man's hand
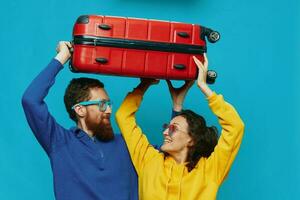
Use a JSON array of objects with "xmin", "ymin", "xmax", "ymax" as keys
[
  {"xmin": 166, "ymin": 80, "xmax": 194, "ymax": 112},
  {"xmin": 55, "ymin": 41, "xmax": 72, "ymax": 65}
]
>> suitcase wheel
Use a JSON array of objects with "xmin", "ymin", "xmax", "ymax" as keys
[
  {"xmin": 206, "ymin": 70, "xmax": 217, "ymax": 84},
  {"xmin": 207, "ymin": 31, "xmax": 220, "ymax": 43}
]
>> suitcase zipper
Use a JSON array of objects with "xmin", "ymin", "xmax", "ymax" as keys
[{"xmin": 73, "ymin": 35, "xmax": 206, "ymax": 54}]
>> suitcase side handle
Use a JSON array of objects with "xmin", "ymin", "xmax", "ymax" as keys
[
  {"xmin": 95, "ymin": 58, "xmax": 109, "ymax": 64},
  {"xmin": 98, "ymin": 24, "xmax": 112, "ymax": 30},
  {"xmin": 174, "ymin": 64, "xmax": 186, "ymax": 70},
  {"xmin": 177, "ymin": 32, "xmax": 190, "ymax": 38}
]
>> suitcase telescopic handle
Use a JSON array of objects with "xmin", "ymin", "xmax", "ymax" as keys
[
  {"xmin": 95, "ymin": 58, "xmax": 109, "ymax": 64},
  {"xmin": 177, "ymin": 32, "xmax": 190, "ymax": 38},
  {"xmin": 98, "ymin": 24, "xmax": 112, "ymax": 30}
]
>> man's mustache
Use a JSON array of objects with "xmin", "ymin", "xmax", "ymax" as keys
[
  {"xmin": 102, "ymin": 114, "xmax": 111, "ymax": 119},
  {"xmin": 100, "ymin": 114, "xmax": 110, "ymax": 121}
]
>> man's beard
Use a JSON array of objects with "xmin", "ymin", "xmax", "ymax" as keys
[{"xmin": 85, "ymin": 113, "xmax": 114, "ymax": 142}]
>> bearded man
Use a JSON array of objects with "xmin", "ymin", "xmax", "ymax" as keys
[{"xmin": 21, "ymin": 41, "xmax": 138, "ymax": 200}]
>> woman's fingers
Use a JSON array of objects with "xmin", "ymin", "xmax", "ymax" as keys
[
  {"xmin": 193, "ymin": 56, "xmax": 206, "ymax": 74},
  {"xmin": 203, "ymin": 53, "xmax": 208, "ymax": 69},
  {"xmin": 166, "ymin": 80, "xmax": 175, "ymax": 94},
  {"xmin": 166, "ymin": 80, "xmax": 174, "ymax": 89},
  {"xmin": 182, "ymin": 80, "xmax": 195, "ymax": 91},
  {"xmin": 193, "ymin": 56, "xmax": 202, "ymax": 68}
]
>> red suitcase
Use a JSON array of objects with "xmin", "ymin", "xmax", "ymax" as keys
[{"xmin": 70, "ymin": 15, "xmax": 220, "ymax": 82}]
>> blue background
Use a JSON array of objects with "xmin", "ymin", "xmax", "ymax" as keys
[{"xmin": 0, "ymin": 0, "xmax": 299, "ymax": 199}]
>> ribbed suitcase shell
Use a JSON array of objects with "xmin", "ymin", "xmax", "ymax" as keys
[{"xmin": 71, "ymin": 15, "xmax": 214, "ymax": 80}]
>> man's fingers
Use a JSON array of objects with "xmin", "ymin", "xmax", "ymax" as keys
[
  {"xmin": 58, "ymin": 41, "xmax": 72, "ymax": 48},
  {"xmin": 65, "ymin": 42, "xmax": 72, "ymax": 49}
]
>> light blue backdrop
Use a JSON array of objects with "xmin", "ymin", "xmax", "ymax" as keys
[{"xmin": 0, "ymin": 0, "xmax": 299, "ymax": 199}]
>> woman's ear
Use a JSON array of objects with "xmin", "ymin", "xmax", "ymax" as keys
[{"xmin": 187, "ymin": 136, "xmax": 194, "ymax": 147}]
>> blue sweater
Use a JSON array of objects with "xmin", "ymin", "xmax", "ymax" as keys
[{"xmin": 21, "ymin": 59, "xmax": 138, "ymax": 200}]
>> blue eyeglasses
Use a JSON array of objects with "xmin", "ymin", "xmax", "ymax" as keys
[{"xmin": 72, "ymin": 100, "xmax": 113, "ymax": 112}]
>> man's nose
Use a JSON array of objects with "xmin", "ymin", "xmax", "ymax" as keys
[{"xmin": 105, "ymin": 105, "xmax": 112, "ymax": 114}]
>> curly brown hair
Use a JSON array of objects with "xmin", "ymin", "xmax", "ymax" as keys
[{"xmin": 177, "ymin": 110, "xmax": 218, "ymax": 172}]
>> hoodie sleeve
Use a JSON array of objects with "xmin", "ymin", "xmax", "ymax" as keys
[
  {"xmin": 206, "ymin": 93, "xmax": 245, "ymax": 185},
  {"xmin": 115, "ymin": 88, "xmax": 160, "ymax": 175},
  {"xmin": 21, "ymin": 58, "xmax": 68, "ymax": 156}
]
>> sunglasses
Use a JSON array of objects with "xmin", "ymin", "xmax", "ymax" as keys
[
  {"xmin": 72, "ymin": 100, "xmax": 113, "ymax": 112},
  {"xmin": 162, "ymin": 123, "xmax": 187, "ymax": 137}
]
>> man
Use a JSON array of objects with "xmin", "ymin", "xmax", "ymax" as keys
[{"xmin": 22, "ymin": 41, "xmax": 138, "ymax": 200}]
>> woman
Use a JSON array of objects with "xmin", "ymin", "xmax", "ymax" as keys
[{"xmin": 116, "ymin": 54, "xmax": 245, "ymax": 200}]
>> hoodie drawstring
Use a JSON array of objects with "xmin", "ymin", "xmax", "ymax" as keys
[
  {"xmin": 164, "ymin": 164, "xmax": 173, "ymax": 200},
  {"xmin": 177, "ymin": 166, "xmax": 185, "ymax": 200}
]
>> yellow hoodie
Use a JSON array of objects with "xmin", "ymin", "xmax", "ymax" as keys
[{"xmin": 116, "ymin": 89, "xmax": 244, "ymax": 200}]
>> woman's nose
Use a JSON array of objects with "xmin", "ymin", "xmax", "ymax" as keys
[{"xmin": 163, "ymin": 129, "xmax": 169, "ymax": 137}]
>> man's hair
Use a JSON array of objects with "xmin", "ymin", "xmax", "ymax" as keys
[
  {"xmin": 178, "ymin": 110, "xmax": 218, "ymax": 172},
  {"xmin": 64, "ymin": 77, "xmax": 104, "ymax": 123}
]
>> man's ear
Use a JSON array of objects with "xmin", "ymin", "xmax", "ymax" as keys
[{"xmin": 73, "ymin": 105, "xmax": 87, "ymax": 118}]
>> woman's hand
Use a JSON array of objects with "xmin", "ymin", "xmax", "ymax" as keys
[
  {"xmin": 193, "ymin": 54, "xmax": 208, "ymax": 88},
  {"xmin": 166, "ymin": 80, "xmax": 194, "ymax": 112},
  {"xmin": 193, "ymin": 54, "xmax": 213, "ymax": 97},
  {"xmin": 135, "ymin": 78, "xmax": 160, "ymax": 94},
  {"xmin": 140, "ymin": 78, "xmax": 160, "ymax": 86}
]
